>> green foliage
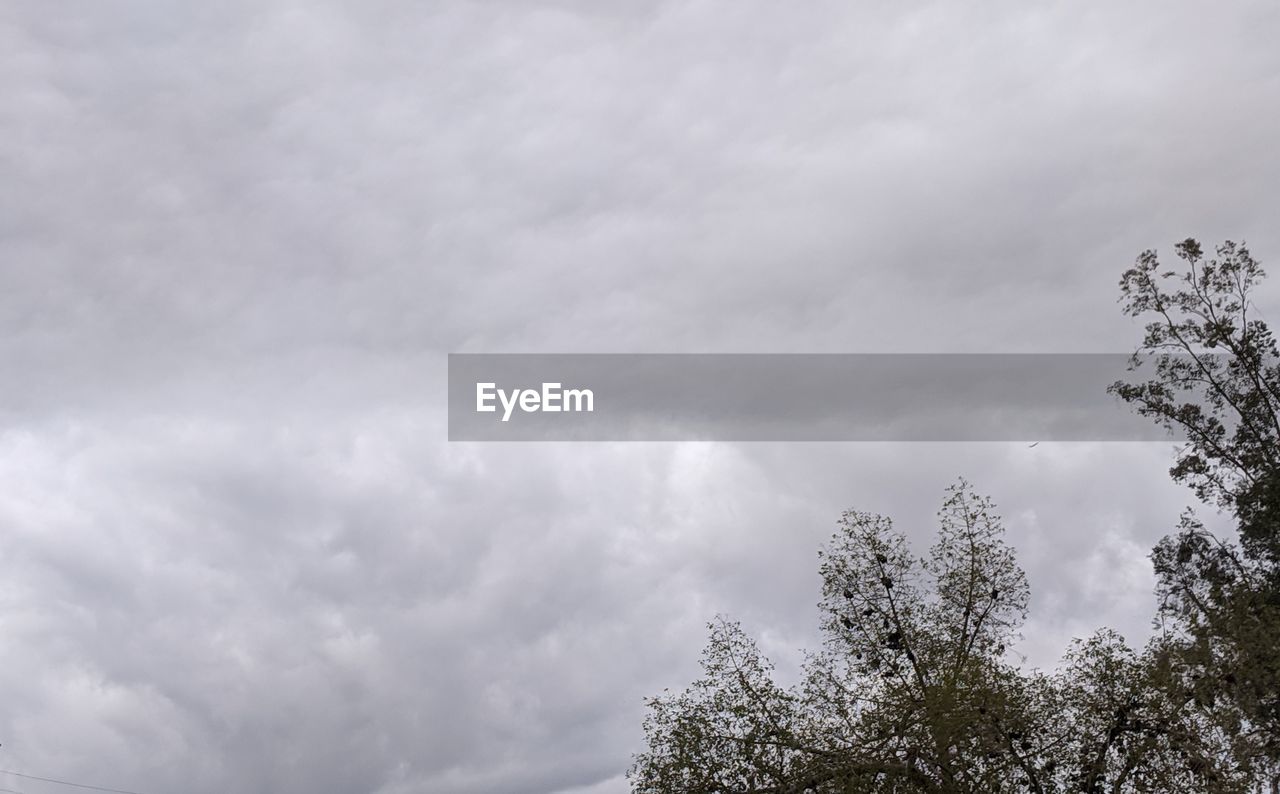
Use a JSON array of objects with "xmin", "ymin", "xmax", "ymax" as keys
[
  {"xmin": 1109, "ymin": 238, "xmax": 1280, "ymax": 562},
  {"xmin": 630, "ymin": 483, "xmax": 1245, "ymax": 793},
  {"xmin": 631, "ymin": 240, "xmax": 1280, "ymax": 792},
  {"xmin": 1111, "ymin": 239, "xmax": 1280, "ymax": 788}
]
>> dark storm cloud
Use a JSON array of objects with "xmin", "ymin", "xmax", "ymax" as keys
[{"xmin": 2, "ymin": 0, "xmax": 1279, "ymax": 792}]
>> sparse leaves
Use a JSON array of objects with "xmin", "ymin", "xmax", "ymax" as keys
[
  {"xmin": 1109, "ymin": 239, "xmax": 1280, "ymax": 560},
  {"xmin": 630, "ymin": 482, "xmax": 1231, "ymax": 792},
  {"xmin": 1112, "ymin": 239, "xmax": 1280, "ymax": 789},
  {"xmin": 631, "ymin": 241, "xmax": 1280, "ymax": 793}
]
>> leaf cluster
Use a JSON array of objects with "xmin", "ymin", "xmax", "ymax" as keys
[{"xmin": 631, "ymin": 483, "xmax": 1244, "ymax": 792}]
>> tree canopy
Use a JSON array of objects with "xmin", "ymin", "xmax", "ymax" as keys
[
  {"xmin": 1109, "ymin": 239, "xmax": 1280, "ymax": 785},
  {"xmin": 630, "ymin": 483, "xmax": 1243, "ymax": 793},
  {"xmin": 631, "ymin": 240, "xmax": 1280, "ymax": 793}
]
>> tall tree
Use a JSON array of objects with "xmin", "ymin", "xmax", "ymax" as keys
[
  {"xmin": 1109, "ymin": 238, "xmax": 1280, "ymax": 786},
  {"xmin": 630, "ymin": 482, "xmax": 1240, "ymax": 793},
  {"xmin": 1109, "ymin": 239, "xmax": 1280, "ymax": 562}
]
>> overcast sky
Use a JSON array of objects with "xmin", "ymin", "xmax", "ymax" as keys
[{"xmin": 3, "ymin": 2, "xmax": 1280, "ymax": 793}]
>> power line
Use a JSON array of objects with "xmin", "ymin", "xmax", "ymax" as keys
[{"xmin": 0, "ymin": 770, "xmax": 145, "ymax": 794}]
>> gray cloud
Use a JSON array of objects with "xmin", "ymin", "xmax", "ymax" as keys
[{"xmin": 2, "ymin": 0, "xmax": 1279, "ymax": 792}]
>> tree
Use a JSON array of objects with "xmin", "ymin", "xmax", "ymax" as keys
[
  {"xmin": 630, "ymin": 240, "xmax": 1280, "ymax": 792},
  {"xmin": 1109, "ymin": 239, "xmax": 1280, "ymax": 562},
  {"xmin": 1109, "ymin": 238, "xmax": 1280, "ymax": 787},
  {"xmin": 630, "ymin": 482, "xmax": 1240, "ymax": 792}
]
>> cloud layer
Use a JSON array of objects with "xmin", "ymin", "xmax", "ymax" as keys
[{"xmin": 2, "ymin": 1, "xmax": 1279, "ymax": 791}]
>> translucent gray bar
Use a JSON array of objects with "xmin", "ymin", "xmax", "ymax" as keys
[{"xmin": 447, "ymin": 354, "xmax": 1183, "ymax": 441}]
